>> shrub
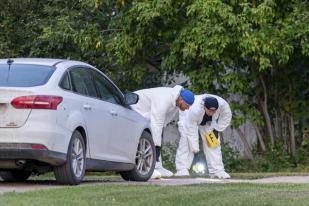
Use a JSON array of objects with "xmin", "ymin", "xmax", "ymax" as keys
[
  {"xmin": 254, "ymin": 142, "xmax": 294, "ymax": 172},
  {"xmin": 160, "ymin": 139, "xmax": 309, "ymax": 173},
  {"xmin": 221, "ymin": 142, "xmax": 254, "ymax": 172},
  {"xmin": 161, "ymin": 142, "xmax": 178, "ymax": 172}
]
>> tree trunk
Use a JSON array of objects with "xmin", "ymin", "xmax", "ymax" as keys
[
  {"xmin": 259, "ymin": 75, "xmax": 275, "ymax": 145},
  {"xmin": 280, "ymin": 110, "xmax": 288, "ymax": 151},
  {"xmin": 251, "ymin": 122, "xmax": 266, "ymax": 152},
  {"xmin": 273, "ymin": 109, "xmax": 280, "ymax": 139},
  {"xmin": 236, "ymin": 127, "xmax": 255, "ymax": 162},
  {"xmin": 289, "ymin": 113, "xmax": 296, "ymax": 156}
]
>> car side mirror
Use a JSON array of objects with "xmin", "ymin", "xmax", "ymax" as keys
[{"xmin": 124, "ymin": 92, "xmax": 139, "ymax": 105}]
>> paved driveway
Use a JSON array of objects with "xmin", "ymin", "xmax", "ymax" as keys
[{"xmin": 1, "ymin": 176, "xmax": 309, "ymax": 194}]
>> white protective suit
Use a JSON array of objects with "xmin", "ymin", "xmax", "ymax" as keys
[
  {"xmin": 175, "ymin": 94, "xmax": 232, "ymax": 176},
  {"xmin": 131, "ymin": 85, "xmax": 183, "ymax": 146}
]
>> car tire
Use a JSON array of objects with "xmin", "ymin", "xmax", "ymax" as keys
[
  {"xmin": 120, "ymin": 131, "xmax": 155, "ymax": 181},
  {"xmin": 0, "ymin": 170, "xmax": 31, "ymax": 182},
  {"xmin": 54, "ymin": 130, "xmax": 86, "ymax": 185}
]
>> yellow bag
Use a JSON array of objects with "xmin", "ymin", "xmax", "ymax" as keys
[{"xmin": 205, "ymin": 131, "xmax": 220, "ymax": 148}]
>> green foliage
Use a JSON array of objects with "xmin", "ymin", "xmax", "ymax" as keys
[
  {"xmin": 161, "ymin": 142, "xmax": 178, "ymax": 172},
  {"xmin": 295, "ymin": 147, "xmax": 309, "ymax": 170},
  {"xmin": 221, "ymin": 142, "xmax": 253, "ymax": 172},
  {"xmin": 294, "ymin": 130, "xmax": 309, "ymax": 169},
  {"xmin": 153, "ymin": 139, "xmax": 308, "ymax": 173},
  {"xmin": 1, "ymin": 0, "xmax": 309, "ymax": 162},
  {"xmin": 255, "ymin": 142, "xmax": 294, "ymax": 172},
  {"xmin": 219, "ymin": 141, "xmax": 309, "ymax": 172}
]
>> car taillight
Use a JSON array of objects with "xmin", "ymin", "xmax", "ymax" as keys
[
  {"xmin": 31, "ymin": 144, "xmax": 48, "ymax": 150},
  {"xmin": 11, "ymin": 95, "xmax": 63, "ymax": 110}
]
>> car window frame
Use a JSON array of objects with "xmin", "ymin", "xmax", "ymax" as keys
[
  {"xmin": 59, "ymin": 70, "xmax": 72, "ymax": 91},
  {"xmin": 88, "ymin": 68, "xmax": 128, "ymax": 108},
  {"xmin": 58, "ymin": 66, "xmax": 98, "ymax": 99},
  {"xmin": 58, "ymin": 65, "xmax": 129, "ymax": 109},
  {"xmin": 68, "ymin": 66, "xmax": 98, "ymax": 98}
]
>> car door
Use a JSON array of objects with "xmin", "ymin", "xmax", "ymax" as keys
[
  {"xmin": 108, "ymin": 102, "xmax": 142, "ymax": 163},
  {"xmin": 90, "ymin": 70, "xmax": 139, "ymax": 163},
  {"xmin": 68, "ymin": 67, "xmax": 113, "ymax": 160}
]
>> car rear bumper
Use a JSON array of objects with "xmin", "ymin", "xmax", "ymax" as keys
[
  {"xmin": 0, "ymin": 148, "xmax": 66, "ymax": 167},
  {"xmin": 0, "ymin": 123, "xmax": 71, "ymax": 154}
]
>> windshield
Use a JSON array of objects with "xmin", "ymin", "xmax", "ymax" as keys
[{"xmin": 0, "ymin": 64, "xmax": 55, "ymax": 87}]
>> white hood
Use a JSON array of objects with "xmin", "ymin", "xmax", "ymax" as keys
[
  {"xmin": 131, "ymin": 85, "xmax": 183, "ymax": 146},
  {"xmin": 179, "ymin": 94, "xmax": 232, "ymax": 152}
]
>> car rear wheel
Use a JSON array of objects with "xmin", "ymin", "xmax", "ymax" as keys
[
  {"xmin": 54, "ymin": 130, "xmax": 86, "ymax": 185},
  {"xmin": 120, "ymin": 131, "xmax": 155, "ymax": 181},
  {"xmin": 0, "ymin": 170, "xmax": 31, "ymax": 182}
]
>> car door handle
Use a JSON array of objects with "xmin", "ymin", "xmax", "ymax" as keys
[
  {"xmin": 110, "ymin": 110, "xmax": 118, "ymax": 116},
  {"xmin": 83, "ymin": 104, "xmax": 92, "ymax": 111}
]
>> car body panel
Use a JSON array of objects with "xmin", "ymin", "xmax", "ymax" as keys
[
  {"xmin": 106, "ymin": 104, "xmax": 145, "ymax": 163},
  {"xmin": 0, "ymin": 58, "xmax": 151, "ymax": 173},
  {"xmin": 0, "ymin": 89, "xmax": 34, "ymax": 128}
]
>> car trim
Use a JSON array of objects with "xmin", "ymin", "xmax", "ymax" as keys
[
  {"xmin": 86, "ymin": 158, "xmax": 135, "ymax": 171},
  {"xmin": 52, "ymin": 60, "xmax": 66, "ymax": 67},
  {"xmin": 0, "ymin": 149, "xmax": 66, "ymax": 166}
]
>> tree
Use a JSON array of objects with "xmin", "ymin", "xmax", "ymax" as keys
[
  {"xmin": 1, "ymin": 0, "xmax": 308, "ymax": 159},
  {"xmin": 106, "ymin": 0, "xmax": 309, "ymax": 157},
  {"xmin": 0, "ymin": 0, "xmax": 121, "ymax": 86}
]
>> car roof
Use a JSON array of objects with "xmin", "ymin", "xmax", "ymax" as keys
[{"xmin": 0, "ymin": 58, "xmax": 88, "ymax": 67}]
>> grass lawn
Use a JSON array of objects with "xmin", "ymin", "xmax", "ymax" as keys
[
  {"xmin": 31, "ymin": 172, "xmax": 309, "ymax": 181},
  {"xmin": 0, "ymin": 183, "xmax": 309, "ymax": 206},
  {"xmin": 230, "ymin": 172, "xmax": 309, "ymax": 179}
]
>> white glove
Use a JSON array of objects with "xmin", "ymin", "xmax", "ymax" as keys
[{"xmin": 188, "ymin": 136, "xmax": 199, "ymax": 154}]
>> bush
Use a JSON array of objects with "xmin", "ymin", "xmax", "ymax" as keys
[
  {"xmin": 223, "ymin": 141, "xmax": 309, "ymax": 173},
  {"xmin": 254, "ymin": 142, "xmax": 294, "ymax": 172},
  {"xmin": 221, "ymin": 142, "xmax": 254, "ymax": 172},
  {"xmin": 161, "ymin": 142, "xmax": 178, "ymax": 172},
  {"xmin": 161, "ymin": 141, "xmax": 255, "ymax": 173},
  {"xmin": 160, "ymin": 139, "xmax": 309, "ymax": 173},
  {"xmin": 294, "ymin": 136, "xmax": 309, "ymax": 170}
]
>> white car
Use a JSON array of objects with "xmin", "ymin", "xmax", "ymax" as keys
[{"xmin": 0, "ymin": 58, "xmax": 155, "ymax": 185}]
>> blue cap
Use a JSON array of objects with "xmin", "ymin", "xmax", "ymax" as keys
[
  {"xmin": 180, "ymin": 89, "xmax": 195, "ymax": 105},
  {"xmin": 204, "ymin": 97, "xmax": 218, "ymax": 110}
]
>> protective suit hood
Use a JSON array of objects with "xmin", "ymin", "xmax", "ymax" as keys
[{"xmin": 131, "ymin": 85, "xmax": 183, "ymax": 146}]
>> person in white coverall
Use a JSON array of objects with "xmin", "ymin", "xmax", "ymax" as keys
[
  {"xmin": 175, "ymin": 94, "xmax": 232, "ymax": 178},
  {"xmin": 131, "ymin": 85, "xmax": 195, "ymax": 178}
]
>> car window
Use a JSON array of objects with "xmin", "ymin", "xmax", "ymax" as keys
[
  {"xmin": 59, "ymin": 71, "xmax": 71, "ymax": 91},
  {"xmin": 69, "ymin": 67, "xmax": 97, "ymax": 98},
  {"xmin": 0, "ymin": 64, "xmax": 55, "ymax": 87},
  {"xmin": 90, "ymin": 70, "xmax": 123, "ymax": 105}
]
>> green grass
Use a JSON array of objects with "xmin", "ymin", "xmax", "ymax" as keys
[
  {"xmin": 1, "ymin": 173, "xmax": 309, "ymax": 206},
  {"xmin": 230, "ymin": 172, "xmax": 309, "ymax": 179},
  {"xmin": 25, "ymin": 172, "xmax": 309, "ymax": 184},
  {"xmin": 33, "ymin": 172, "xmax": 309, "ymax": 181},
  {"xmin": 169, "ymin": 172, "xmax": 309, "ymax": 180},
  {"xmin": 1, "ymin": 183, "xmax": 309, "ymax": 206}
]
